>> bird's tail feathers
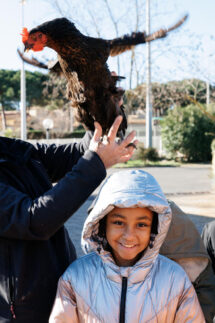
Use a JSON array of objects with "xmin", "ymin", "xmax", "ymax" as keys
[
  {"xmin": 109, "ymin": 14, "xmax": 188, "ymax": 57},
  {"xmin": 109, "ymin": 32, "xmax": 146, "ymax": 57}
]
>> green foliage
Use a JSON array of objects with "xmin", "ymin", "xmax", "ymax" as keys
[
  {"xmin": 0, "ymin": 69, "xmax": 69, "ymax": 112},
  {"xmin": 114, "ymin": 159, "xmax": 179, "ymax": 168},
  {"xmin": 161, "ymin": 105, "xmax": 215, "ymax": 162},
  {"xmin": 0, "ymin": 69, "xmax": 49, "ymax": 109},
  {"xmin": 2, "ymin": 128, "xmax": 14, "ymax": 138},
  {"xmin": 211, "ymin": 138, "xmax": 215, "ymax": 152},
  {"xmin": 59, "ymin": 131, "xmax": 86, "ymax": 138},
  {"xmin": 26, "ymin": 71, "xmax": 49, "ymax": 106},
  {"xmin": 0, "ymin": 70, "xmax": 19, "ymax": 109},
  {"xmin": 27, "ymin": 130, "xmax": 45, "ymax": 139},
  {"xmin": 62, "ymin": 125, "xmax": 86, "ymax": 138},
  {"xmin": 27, "ymin": 128, "xmax": 86, "ymax": 139},
  {"xmin": 137, "ymin": 147, "xmax": 159, "ymax": 161}
]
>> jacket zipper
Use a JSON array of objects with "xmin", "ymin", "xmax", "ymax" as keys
[
  {"xmin": 8, "ymin": 244, "xmax": 16, "ymax": 319},
  {"xmin": 119, "ymin": 277, "xmax": 128, "ymax": 323}
]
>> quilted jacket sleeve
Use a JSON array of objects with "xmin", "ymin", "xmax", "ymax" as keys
[
  {"xmin": 174, "ymin": 283, "xmax": 206, "ymax": 323},
  {"xmin": 49, "ymin": 277, "xmax": 79, "ymax": 323}
]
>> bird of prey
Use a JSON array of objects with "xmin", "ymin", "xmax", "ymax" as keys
[{"xmin": 22, "ymin": 15, "xmax": 187, "ymax": 136}]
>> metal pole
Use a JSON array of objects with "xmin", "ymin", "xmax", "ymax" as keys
[
  {"xmin": 206, "ymin": 81, "xmax": 210, "ymax": 106},
  {"xmin": 46, "ymin": 129, "xmax": 50, "ymax": 140},
  {"xmin": 20, "ymin": 0, "xmax": 27, "ymax": 140},
  {"xmin": 145, "ymin": 0, "xmax": 152, "ymax": 148}
]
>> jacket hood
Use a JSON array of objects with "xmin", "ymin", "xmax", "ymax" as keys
[
  {"xmin": 82, "ymin": 170, "xmax": 172, "ymax": 281},
  {"xmin": 160, "ymin": 200, "xmax": 209, "ymax": 260}
]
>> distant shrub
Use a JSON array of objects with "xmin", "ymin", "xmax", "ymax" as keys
[
  {"xmin": 161, "ymin": 105, "xmax": 215, "ymax": 162},
  {"xmin": 211, "ymin": 138, "xmax": 215, "ymax": 152},
  {"xmin": 137, "ymin": 147, "xmax": 159, "ymax": 161},
  {"xmin": 60, "ymin": 130, "xmax": 86, "ymax": 138},
  {"xmin": 28, "ymin": 130, "xmax": 45, "ymax": 139},
  {"xmin": 61, "ymin": 125, "xmax": 86, "ymax": 138},
  {"xmin": 27, "ymin": 127, "xmax": 86, "ymax": 139},
  {"xmin": 3, "ymin": 128, "xmax": 15, "ymax": 138}
]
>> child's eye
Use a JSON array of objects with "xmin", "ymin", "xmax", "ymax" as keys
[
  {"xmin": 137, "ymin": 223, "xmax": 147, "ymax": 228},
  {"xmin": 113, "ymin": 221, "xmax": 123, "ymax": 226}
]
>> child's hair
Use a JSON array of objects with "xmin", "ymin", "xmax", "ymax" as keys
[
  {"xmin": 91, "ymin": 216, "xmax": 110, "ymax": 252},
  {"xmin": 92, "ymin": 210, "xmax": 158, "ymax": 253}
]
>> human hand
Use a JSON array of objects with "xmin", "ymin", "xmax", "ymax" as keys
[{"xmin": 89, "ymin": 116, "xmax": 138, "ymax": 168}]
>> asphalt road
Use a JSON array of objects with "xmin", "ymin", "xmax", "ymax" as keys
[
  {"xmin": 105, "ymin": 165, "xmax": 213, "ymax": 194},
  {"xmin": 65, "ymin": 165, "xmax": 214, "ymax": 257}
]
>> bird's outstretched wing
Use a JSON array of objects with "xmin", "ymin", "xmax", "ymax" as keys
[
  {"xmin": 108, "ymin": 14, "xmax": 188, "ymax": 57},
  {"xmin": 17, "ymin": 48, "xmax": 48, "ymax": 70},
  {"xmin": 17, "ymin": 49, "xmax": 64, "ymax": 75}
]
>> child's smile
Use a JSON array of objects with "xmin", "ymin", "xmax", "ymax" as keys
[{"xmin": 106, "ymin": 207, "xmax": 153, "ymax": 267}]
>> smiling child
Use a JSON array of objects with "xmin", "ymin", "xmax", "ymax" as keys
[{"xmin": 49, "ymin": 170, "xmax": 204, "ymax": 323}]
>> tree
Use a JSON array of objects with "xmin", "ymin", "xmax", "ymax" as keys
[
  {"xmin": 25, "ymin": 71, "xmax": 49, "ymax": 107},
  {"xmin": 124, "ymin": 79, "xmax": 215, "ymax": 116},
  {"xmin": 0, "ymin": 69, "xmax": 20, "ymax": 129},
  {"xmin": 161, "ymin": 104, "xmax": 215, "ymax": 162},
  {"xmin": 0, "ymin": 69, "xmax": 49, "ymax": 110}
]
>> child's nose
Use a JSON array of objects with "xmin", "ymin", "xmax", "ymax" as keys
[{"xmin": 123, "ymin": 226, "xmax": 135, "ymax": 240}]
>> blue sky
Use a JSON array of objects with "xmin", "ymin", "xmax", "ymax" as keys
[{"xmin": 0, "ymin": 0, "xmax": 214, "ymax": 86}]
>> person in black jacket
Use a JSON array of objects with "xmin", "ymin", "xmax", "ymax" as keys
[
  {"xmin": 0, "ymin": 116, "xmax": 137, "ymax": 323},
  {"xmin": 202, "ymin": 220, "xmax": 215, "ymax": 273}
]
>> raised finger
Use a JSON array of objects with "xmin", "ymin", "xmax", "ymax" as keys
[
  {"xmin": 120, "ymin": 130, "xmax": 136, "ymax": 149},
  {"xmin": 118, "ymin": 152, "xmax": 134, "ymax": 163},
  {"xmin": 92, "ymin": 121, "xmax": 102, "ymax": 142},
  {"xmin": 107, "ymin": 116, "xmax": 122, "ymax": 143},
  {"xmin": 125, "ymin": 139, "xmax": 139, "ymax": 155}
]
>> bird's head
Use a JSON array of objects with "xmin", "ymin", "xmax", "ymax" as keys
[{"xmin": 21, "ymin": 27, "xmax": 47, "ymax": 52}]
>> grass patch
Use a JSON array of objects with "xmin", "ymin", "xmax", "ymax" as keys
[{"xmin": 113, "ymin": 159, "xmax": 181, "ymax": 168}]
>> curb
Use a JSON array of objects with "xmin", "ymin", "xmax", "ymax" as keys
[
  {"xmin": 90, "ymin": 191, "xmax": 213, "ymax": 200},
  {"xmin": 165, "ymin": 191, "xmax": 212, "ymax": 197}
]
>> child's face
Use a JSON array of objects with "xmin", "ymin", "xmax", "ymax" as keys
[{"xmin": 106, "ymin": 207, "xmax": 153, "ymax": 267}]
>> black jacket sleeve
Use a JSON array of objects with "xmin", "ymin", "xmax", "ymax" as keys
[
  {"xmin": 0, "ymin": 150, "xmax": 106, "ymax": 241},
  {"xmin": 35, "ymin": 131, "xmax": 93, "ymax": 183}
]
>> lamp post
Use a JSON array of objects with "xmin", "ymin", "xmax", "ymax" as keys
[
  {"xmin": 145, "ymin": 0, "xmax": 152, "ymax": 148},
  {"xmin": 20, "ymin": 0, "xmax": 27, "ymax": 140},
  {"xmin": 43, "ymin": 118, "xmax": 54, "ymax": 140}
]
